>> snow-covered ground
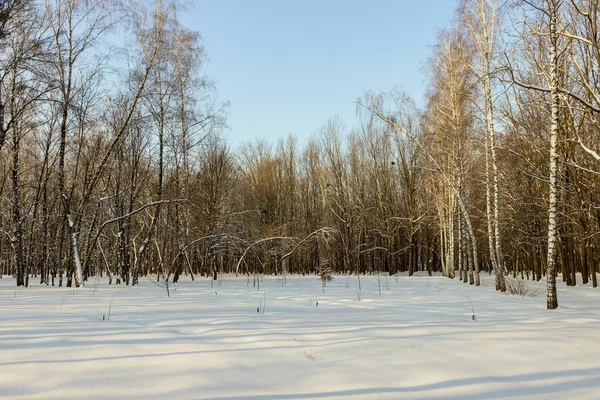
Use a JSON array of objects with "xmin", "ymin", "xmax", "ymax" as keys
[{"xmin": 1, "ymin": 273, "xmax": 599, "ymax": 399}]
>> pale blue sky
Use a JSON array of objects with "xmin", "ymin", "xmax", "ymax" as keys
[{"xmin": 181, "ymin": 0, "xmax": 458, "ymax": 145}]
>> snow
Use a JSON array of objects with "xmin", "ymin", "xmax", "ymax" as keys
[{"xmin": 1, "ymin": 273, "xmax": 599, "ymax": 399}]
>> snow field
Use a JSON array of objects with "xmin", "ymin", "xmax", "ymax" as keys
[{"xmin": 1, "ymin": 273, "xmax": 599, "ymax": 399}]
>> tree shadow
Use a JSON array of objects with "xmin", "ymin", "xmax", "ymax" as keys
[{"xmin": 199, "ymin": 368, "xmax": 600, "ymax": 400}]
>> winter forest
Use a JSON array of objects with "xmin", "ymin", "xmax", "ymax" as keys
[
  {"xmin": 2, "ymin": 0, "xmax": 600, "ymax": 398},
  {"xmin": 2, "ymin": 0, "xmax": 600, "ymax": 308}
]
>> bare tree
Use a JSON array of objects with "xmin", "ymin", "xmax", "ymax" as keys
[
  {"xmin": 461, "ymin": 0, "xmax": 507, "ymax": 291},
  {"xmin": 545, "ymin": 0, "xmax": 561, "ymax": 309},
  {"xmin": 359, "ymin": 90, "xmax": 480, "ymax": 284}
]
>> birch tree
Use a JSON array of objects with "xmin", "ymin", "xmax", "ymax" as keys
[
  {"xmin": 546, "ymin": 0, "xmax": 560, "ymax": 309},
  {"xmin": 461, "ymin": 0, "xmax": 507, "ymax": 291},
  {"xmin": 359, "ymin": 90, "xmax": 480, "ymax": 284}
]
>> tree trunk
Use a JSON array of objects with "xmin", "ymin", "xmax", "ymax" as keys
[
  {"xmin": 545, "ymin": 0, "xmax": 560, "ymax": 309},
  {"xmin": 12, "ymin": 121, "xmax": 25, "ymax": 287},
  {"xmin": 484, "ymin": 72, "xmax": 506, "ymax": 292}
]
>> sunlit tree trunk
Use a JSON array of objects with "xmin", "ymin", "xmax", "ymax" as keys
[{"xmin": 545, "ymin": 0, "xmax": 560, "ymax": 309}]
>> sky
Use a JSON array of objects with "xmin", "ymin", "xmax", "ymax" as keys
[{"xmin": 181, "ymin": 0, "xmax": 459, "ymax": 147}]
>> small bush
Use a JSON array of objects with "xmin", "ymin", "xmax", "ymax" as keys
[
  {"xmin": 318, "ymin": 268, "xmax": 334, "ymax": 282},
  {"xmin": 505, "ymin": 277, "xmax": 541, "ymax": 298}
]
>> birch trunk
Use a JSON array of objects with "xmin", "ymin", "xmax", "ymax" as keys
[
  {"xmin": 488, "ymin": 84, "xmax": 505, "ymax": 291},
  {"xmin": 484, "ymin": 129, "xmax": 499, "ymax": 286},
  {"xmin": 438, "ymin": 201, "xmax": 449, "ymax": 277},
  {"xmin": 460, "ymin": 205, "xmax": 471, "ymax": 283},
  {"xmin": 464, "ymin": 0, "xmax": 505, "ymax": 291},
  {"xmin": 449, "ymin": 191, "xmax": 455, "ymax": 279},
  {"xmin": 483, "ymin": 63, "xmax": 505, "ymax": 290},
  {"xmin": 66, "ymin": 214, "xmax": 83, "ymax": 287},
  {"xmin": 546, "ymin": 0, "xmax": 559, "ymax": 309}
]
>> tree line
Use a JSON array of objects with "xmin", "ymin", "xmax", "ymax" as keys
[{"xmin": 1, "ymin": 0, "xmax": 598, "ymax": 309}]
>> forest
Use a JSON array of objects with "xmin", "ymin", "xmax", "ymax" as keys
[{"xmin": 1, "ymin": 0, "xmax": 599, "ymax": 311}]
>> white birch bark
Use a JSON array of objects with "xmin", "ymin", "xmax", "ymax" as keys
[
  {"xmin": 67, "ymin": 214, "xmax": 83, "ymax": 287},
  {"xmin": 450, "ymin": 190, "xmax": 457, "ymax": 279},
  {"xmin": 546, "ymin": 0, "xmax": 560, "ymax": 309},
  {"xmin": 463, "ymin": 0, "xmax": 505, "ymax": 291}
]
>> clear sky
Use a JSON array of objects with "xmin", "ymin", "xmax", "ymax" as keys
[{"xmin": 181, "ymin": 0, "xmax": 458, "ymax": 146}]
